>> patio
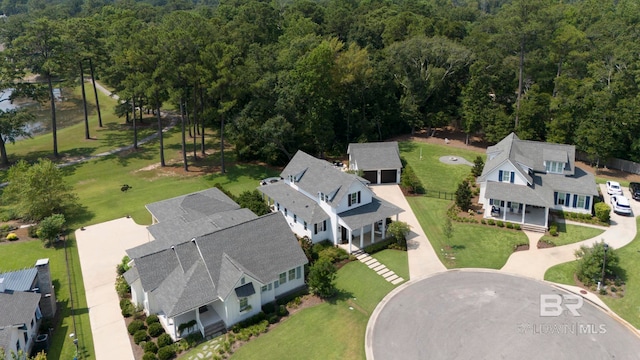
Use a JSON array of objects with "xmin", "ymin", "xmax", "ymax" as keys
[
  {"xmin": 485, "ymin": 204, "xmax": 548, "ymax": 228},
  {"xmin": 158, "ymin": 304, "xmax": 224, "ymax": 341}
]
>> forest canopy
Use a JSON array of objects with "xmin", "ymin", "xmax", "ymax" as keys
[{"xmin": 1, "ymin": 0, "xmax": 639, "ymax": 165}]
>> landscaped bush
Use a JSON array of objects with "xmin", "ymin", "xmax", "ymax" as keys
[
  {"xmin": 262, "ymin": 302, "xmax": 276, "ymax": 314},
  {"xmin": 128, "ymin": 320, "xmax": 146, "ymax": 335},
  {"xmin": 594, "ymin": 202, "xmax": 611, "ymax": 223},
  {"xmin": 6, "ymin": 232, "xmax": 18, "ymax": 241},
  {"xmin": 27, "ymin": 225, "xmax": 38, "ymax": 238},
  {"xmin": 148, "ymin": 322, "xmax": 165, "ymax": 337},
  {"xmin": 513, "ymin": 224, "xmax": 521, "ymax": 230},
  {"xmin": 549, "ymin": 223, "xmax": 558, "ymax": 236},
  {"xmin": 481, "ymin": 219, "xmax": 486, "ymax": 224},
  {"xmin": 506, "ymin": 222, "xmax": 513, "ymax": 229},
  {"xmin": 487, "ymin": 219, "xmax": 495, "ymax": 226},
  {"xmin": 268, "ymin": 314, "xmax": 279, "ymax": 324},
  {"xmin": 177, "ymin": 319, "xmax": 197, "ymax": 336},
  {"xmin": 363, "ymin": 237, "xmax": 394, "ymax": 254},
  {"xmin": 157, "ymin": 345, "xmax": 176, "ymax": 360},
  {"xmin": 287, "ymin": 296, "xmax": 302, "ymax": 308},
  {"xmin": 120, "ymin": 299, "xmax": 135, "ymax": 317},
  {"xmin": 142, "ymin": 352, "xmax": 157, "ymax": 360},
  {"xmin": 134, "ymin": 330, "xmax": 149, "ymax": 344},
  {"xmin": 277, "ymin": 304, "xmax": 289, "ymax": 317},
  {"xmin": 400, "ymin": 164, "xmax": 425, "ymax": 194},
  {"xmin": 232, "ymin": 312, "xmax": 267, "ymax": 332},
  {"xmin": 144, "ymin": 341, "xmax": 158, "ymax": 354},
  {"xmin": 472, "ymin": 156, "xmax": 484, "ymax": 177},
  {"xmin": 496, "ymin": 221, "xmax": 504, "ymax": 227},
  {"xmin": 146, "ymin": 314, "xmax": 159, "ymax": 325},
  {"xmin": 157, "ymin": 333, "xmax": 173, "ymax": 348},
  {"xmin": 318, "ymin": 246, "xmax": 349, "ymax": 264}
]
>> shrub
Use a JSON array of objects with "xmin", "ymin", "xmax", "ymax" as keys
[
  {"xmin": 277, "ymin": 305, "xmax": 289, "ymax": 317},
  {"xmin": 387, "ymin": 221, "xmax": 411, "ymax": 247},
  {"xmin": 134, "ymin": 330, "xmax": 149, "ymax": 344},
  {"xmin": 143, "ymin": 353, "xmax": 157, "ymax": 360},
  {"xmin": 37, "ymin": 214, "xmax": 66, "ymax": 247},
  {"xmin": 307, "ymin": 258, "xmax": 337, "ymax": 298},
  {"xmin": 575, "ymin": 241, "xmax": 619, "ymax": 286},
  {"xmin": 318, "ymin": 246, "xmax": 349, "ymax": 264},
  {"xmin": 455, "ymin": 180, "xmax": 472, "ymax": 210},
  {"xmin": 121, "ymin": 300, "xmax": 135, "ymax": 318},
  {"xmin": 236, "ymin": 190, "xmax": 271, "ymax": 216},
  {"xmin": 400, "ymin": 164, "xmax": 425, "ymax": 194},
  {"xmin": 146, "ymin": 314, "xmax": 159, "ymax": 325},
  {"xmin": 481, "ymin": 219, "xmax": 486, "ymax": 225},
  {"xmin": 506, "ymin": 222, "xmax": 513, "ymax": 229},
  {"xmin": 599, "ymin": 288, "xmax": 607, "ymax": 295},
  {"xmin": 262, "ymin": 302, "xmax": 277, "ymax": 314},
  {"xmin": 594, "ymin": 202, "xmax": 611, "ymax": 223},
  {"xmin": 116, "ymin": 276, "xmax": 131, "ymax": 298},
  {"xmin": 363, "ymin": 237, "xmax": 394, "ymax": 254},
  {"xmin": 157, "ymin": 333, "xmax": 173, "ymax": 348},
  {"xmin": 28, "ymin": 225, "xmax": 39, "ymax": 238},
  {"xmin": 514, "ymin": 224, "xmax": 521, "ymax": 230},
  {"xmin": 232, "ymin": 312, "xmax": 267, "ymax": 332},
  {"xmin": 610, "ymin": 286, "xmax": 617, "ymax": 293},
  {"xmin": 117, "ymin": 256, "xmax": 131, "ymax": 276},
  {"xmin": 6, "ymin": 232, "xmax": 18, "ymax": 241},
  {"xmin": 472, "ymin": 156, "xmax": 485, "ymax": 177},
  {"xmin": 128, "ymin": 320, "xmax": 146, "ymax": 335},
  {"xmin": 549, "ymin": 223, "xmax": 558, "ymax": 237},
  {"xmin": 157, "ymin": 346, "xmax": 176, "ymax": 360},
  {"xmin": 148, "ymin": 323, "xmax": 165, "ymax": 337},
  {"xmin": 144, "ymin": 341, "xmax": 158, "ymax": 354},
  {"xmin": 496, "ymin": 221, "xmax": 504, "ymax": 227},
  {"xmin": 268, "ymin": 314, "xmax": 280, "ymax": 324},
  {"xmin": 487, "ymin": 219, "xmax": 495, "ymax": 226}
]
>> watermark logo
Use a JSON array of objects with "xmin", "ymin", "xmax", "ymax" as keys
[{"xmin": 540, "ymin": 294, "xmax": 583, "ymax": 317}]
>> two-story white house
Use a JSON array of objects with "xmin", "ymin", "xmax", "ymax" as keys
[
  {"xmin": 124, "ymin": 190, "xmax": 308, "ymax": 341},
  {"xmin": 478, "ymin": 133, "xmax": 599, "ymax": 231},
  {"xmin": 258, "ymin": 150, "xmax": 403, "ymax": 253}
]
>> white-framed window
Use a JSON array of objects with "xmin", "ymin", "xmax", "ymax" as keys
[
  {"xmin": 268, "ymin": 283, "xmax": 272, "ymax": 290},
  {"xmin": 261, "ymin": 285, "xmax": 267, "ymax": 292},
  {"xmin": 293, "ymin": 214, "xmax": 297, "ymax": 223},
  {"xmin": 296, "ymin": 266, "xmax": 302, "ymax": 279},
  {"xmin": 348, "ymin": 191, "xmax": 361, "ymax": 206},
  {"xmin": 499, "ymin": 170, "xmax": 513, "ymax": 183},
  {"xmin": 289, "ymin": 269, "xmax": 296, "ymax": 281},
  {"xmin": 274, "ymin": 280, "xmax": 279, "ymax": 289},
  {"xmin": 558, "ymin": 192, "xmax": 567, "ymax": 205},
  {"xmin": 546, "ymin": 161, "xmax": 564, "ymax": 174},
  {"xmin": 279, "ymin": 272, "xmax": 287, "ymax": 285},
  {"xmin": 577, "ymin": 195, "xmax": 586, "ymax": 208},
  {"xmin": 239, "ymin": 297, "xmax": 249, "ymax": 312},
  {"xmin": 314, "ymin": 220, "xmax": 327, "ymax": 234}
]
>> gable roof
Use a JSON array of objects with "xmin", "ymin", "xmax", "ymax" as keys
[
  {"xmin": 257, "ymin": 182, "xmax": 329, "ymax": 224},
  {"xmin": 130, "ymin": 213, "xmax": 308, "ymax": 318},
  {"xmin": 281, "ymin": 150, "xmax": 368, "ymax": 207},
  {"xmin": 347, "ymin": 142, "xmax": 402, "ymax": 170},
  {"xmin": 0, "ymin": 268, "xmax": 37, "ymax": 292},
  {"xmin": 0, "ymin": 291, "xmax": 41, "ymax": 327},
  {"xmin": 145, "ymin": 188, "xmax": 241, "ymax": 223}
]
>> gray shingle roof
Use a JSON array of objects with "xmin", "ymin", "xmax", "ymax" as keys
[
  {"xmin": 258, "ymin": 182, "xmax": 329, "ymax": 224},
  {"xmin": 0, "ymin": 268, "xmax": 37, "ymax": 292},
  {"xmin": 347, "ymin": 142, "xmax": 402, "ymax": 170},
  {"xmin": 485, "ymin": 181, "xmax": 549, "ymax": 207},
  {"xmin": 129, "ymin": 213, "xmax": 308, "ymax": 318},
  {"xmin": 0, "ymin": 291, "xmax": 41, "ymax": 327},
  {"xmin": 122, "ymin": 266, "xmax": 139, "ymax": 284},
  {"xmin": 338, "ymin": 196, "xmax": 404, "ymax": 230},
  {"xmin": 145, "ymin": 188, "xmax": 240, "ymax": 223},
  {"xmin": 281, "ymin": 151, "xmax": 367, "ymax": 208},
  {"xmin": 128, "ymin": 208, "xmax": 258, "ymax": 259}
]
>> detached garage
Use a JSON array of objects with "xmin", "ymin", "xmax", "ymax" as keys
[{"xmin": 347, "ymin": 142, "xmax": 403, "ymax": 184}]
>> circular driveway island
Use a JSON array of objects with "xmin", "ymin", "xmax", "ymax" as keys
[{"xmin": 367, "ymin": 271, "xmax": 640, "ymax": 360}]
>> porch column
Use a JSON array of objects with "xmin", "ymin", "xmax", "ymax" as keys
[
  {"xmin": 377, "ymin": 170, "xmax": 381, "ymax": 184},
  {"xmin": 397, "ymin": 169, "xmax": 401, "ymax": 184},
  {"xmin": 544, "ymin": 207, "xmax": 549, "ymax": 228},
  {"xmin": 395, "ymin": 214, "xmax": 399, "ymax": 221},
  {"xmin": 382, "ymin": 222, "xmax": 386, "ymax": 239},
  {"xmin": 360, "ymin": 226, "xmax": 364, "ymax": 249},
  {"xmin": 195, "ymin": 308, "xmax": 204, "ymax": 337},
  {"xmin": 371, "ymin": 222, "xmax": 375, "ymax": 244},
  {"xmin": 521, "ymin": 203, "xmax": 526, "ymax": 223},
  {"xmin": 502, "ymin": 206, "xmax": 506, "ymax": 221},
  {"xmin": 348, "ymin": 228, "xmax": 353, "ymax": 254}
]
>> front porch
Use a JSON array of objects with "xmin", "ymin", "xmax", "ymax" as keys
[
  {"xmin": 158, "ymin": 303, "xmax": 225, "ymax": 341},
  {"xmin": 337, "ymin": 227, "xmax": 388, "ymax": 254},
  {"xmin": 485, "ymin": 204, "xmax": 548, "ymax": 231}
]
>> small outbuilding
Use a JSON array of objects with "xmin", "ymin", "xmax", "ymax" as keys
[{"xmin": 347, "ymin": 142, "xmax": 402, "ymax": 184}]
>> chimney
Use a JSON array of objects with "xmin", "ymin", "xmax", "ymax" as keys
[
  {"xmin": 0, "ymin": 277, "xmax": 5, "ymax": 293},
  {"xmin": 35, "ymin": 258, "xmax": 56, "ymax": 318}
]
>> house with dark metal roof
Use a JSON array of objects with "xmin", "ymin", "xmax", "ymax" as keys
[
  {"xmin": 124, "ymin": 191, "xmax": 308, "ymax": 341},
  {"xmin": 0, "ymin": 259, "xmax": 56, "ymax": 358},
  {"xmin": 478, "ymin": 133, "xmax": 598, "ymax": 232},
  {"xmin": 347, "ymin": 142, "xmax": 402, "ymax": 184},
  {"xmin": 258, "ymin": 150, "xmax": 403, "ymax": 253}
]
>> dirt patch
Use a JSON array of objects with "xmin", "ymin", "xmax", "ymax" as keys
[
  {"xmin": 0, "ymin": 220, "xmax": 38, "ymax": 245},
  {"xmin": 514, "ymin": 244, "xmax": 530, "ymax": 252},
  {"xmin": 537, "ymin": 239, "xmax": 555, "ymax": 249}
]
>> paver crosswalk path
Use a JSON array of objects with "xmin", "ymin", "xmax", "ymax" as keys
[{"xmin": 354, "ymin": 250, "xmax": 405, "ymax": 285}]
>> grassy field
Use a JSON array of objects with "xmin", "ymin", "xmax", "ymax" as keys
[
  {"xmin": 407, "ymin": 196, "xmax": 527, "ymax": 269},
  {"xmin": 398, "ymin": 141, "xmax": 483, "ymax": 193},
  {"xmin": 539, "ymin": 223, "xmax": 605, "ymax": 246},
  {"xmin": 230, "ymin": 253, "xmax": 402, "ymax": 360},
  {"xmin": 544, "ymin": 218, "xmax": 640, "ymax": 329}
]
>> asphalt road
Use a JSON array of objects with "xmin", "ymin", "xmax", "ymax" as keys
[{"xmin": 368, "ymin": 271, "xmax": 640, "ymax": 360}]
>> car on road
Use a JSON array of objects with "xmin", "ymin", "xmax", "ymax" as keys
[
  {"xmin": 610, "ymin": 195, "xmax": 632, "ymax": 215},
  {"xmin": 630, "ymin": 182, "xmax": 640, "ymax": 201},
  {"xmin": 606, "ymin": 181, "xmax": 623, "ymax": 195}
]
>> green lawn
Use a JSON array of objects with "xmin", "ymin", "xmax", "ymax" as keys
[
  {"xmin": 540, "ymin": 223, "xmax": 605, "ymax": 246},
  {"xmin": 398, "ymin": 141, "xmax": 483, "ymax": 193},
  {"xmin": 230, "ymin": 258, "xmax": 402, "ymax": 360},
  {"xmin": 544, "ymin": 217, "xmax": 640, "ymax": 329},
  {"xmin": 371, "ymin": 249, "xmax": 409, "ymax": 281},
  {"xmin": 408, "ymin": 197, "xmax": 528, "ymax": 269},
  {"xmin": 0, "ymin": 237, "xmax": 93, "ymax": 360}
]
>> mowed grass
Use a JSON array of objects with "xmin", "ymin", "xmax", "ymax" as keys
[
  {"xmin": 539, "ymin": 223, "xmax": 605, "ymax": 246},
  {"xmin": 544, "ymin": 218, "xmax": 640, "ymax": 329},
  {"xmin": 407, "ymin": 197, "xmax": 527, "ymax": 269},
  {"xmin": 0, "ymin": 237, "xmax": 93, "ymax": 360},
  {"xmin": 371, "ymin": 249, "xmax": 409, "ymax": 281},
  {"xmin": 230, "ymin": 259, "xmax": 401, "ymax": 360},
  {"xmin": 398, "ymin": 141, "xmax": 483, "ymax": 193}
]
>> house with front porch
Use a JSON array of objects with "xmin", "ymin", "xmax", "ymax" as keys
[
  {"xmin": 478, "ymin": 133, "xmax": 599, "ymax": 232},
  {"xmin": 124, "ymin": 212, "xmax": 307, "ymax": 341},
  {"xmin": 258, "ymin": 150, "xmax": 403, "ymax": 253}
]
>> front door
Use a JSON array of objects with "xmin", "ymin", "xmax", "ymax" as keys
[{"xmin": 341, "ymin": 226, "xmax": 348, "ymax": 244}]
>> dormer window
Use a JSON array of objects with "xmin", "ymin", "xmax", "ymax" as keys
[
  {"xmin": 546, "ymin": 161, "xmax": 564, "ymax": 174},
  {"xmin": 348, "ymin": 191, "xmax": 361, "ymax": 206}
]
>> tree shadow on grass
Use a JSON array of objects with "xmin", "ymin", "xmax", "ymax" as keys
[{"xmin": 325, "ymin": 288, "xmax": 355, "ymax": 306}]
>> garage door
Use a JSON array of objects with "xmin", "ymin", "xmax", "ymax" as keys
[
  {"xmin": 363, "ymin": 171, "xmax": 377, "ymax": 184},
  {"xmin": 381, "ymin": 170, "xmax": 397, "ymax": 183}
]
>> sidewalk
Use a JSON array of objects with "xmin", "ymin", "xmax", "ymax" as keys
[
  {"xmin": 76, "ymin": 217, "xmax": 151, "ymax": 360},
  {"xmin": 371, "ymin": 185, "xmax": 446, "ymax": 279}
]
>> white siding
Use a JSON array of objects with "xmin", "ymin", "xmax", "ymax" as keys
[
  {"xmin": 130, "ymin": 278, "xmax": 144, "ymax": 308},
  {"xmin": 334, "ymin": 182, "xmax": 373, "ymax": 213},
  {"xmin": 274, "ymin": 266, "xmax": 305, "ymax": 298},
  {"xmin": 483, "ymin": 161, "xmax": 528, "ymax": 186}
]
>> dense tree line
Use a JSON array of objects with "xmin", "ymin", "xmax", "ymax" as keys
[{"xmin": 1, "ymin": 0, "xmax": 639, "ymax": 167}]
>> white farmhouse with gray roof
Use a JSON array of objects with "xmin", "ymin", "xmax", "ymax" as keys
[
  {"xmin": 258, "ymin": 150, "xmax": 403, "ymax": 253},
  {"xmin": 124, "ymin": 189, "xmax": 307, "ymax": 341},
  {"xmin": 347, "ymin": 142, "xmax": 402, "ymax": 184},
  {"xmin": 478, "ymin": 133, "xmax": 598, "ymax": 232}
]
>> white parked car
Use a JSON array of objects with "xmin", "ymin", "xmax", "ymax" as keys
[
  {"xmin": 606, "ymin": 181, "xmax": 623, "ymax": 195},
  {"xmin": 610, "ymin": 195, "xmax": 632, "ymax": 215}
]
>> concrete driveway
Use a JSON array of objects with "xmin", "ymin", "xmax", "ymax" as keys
[
  {"xmin": 501, "ymin": 184, "xmax": 639, "ymax": 280},
  {"xmin": 367, "ymin": 270, "xmax": 640, "ymax": 360},
  {"xmin": 76, "ymin": 217, "xmax": 151, "ymax": 360},
  {"xmin": 371, "ymin": 184, "xmax": 446, "ymax": 279}
]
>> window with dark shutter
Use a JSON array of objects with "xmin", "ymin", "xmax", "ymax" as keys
[
  {"xmin": 498, "ymin": 170, "xmax": 503, "ymax": 181},
  {"xmin": 554, "ymin": 192, "xmax": 558, "ymax": 205},
  {"xmin": 357, "ymin": 191, "xmax": 361, "ymax": 204},
  {"xmin": 510, "ymin": 172, "xmax": 515, "ymax": 183},
  {"xmin": 314, "ymin": 223, "xmax": 318, "ymax": 235}
]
